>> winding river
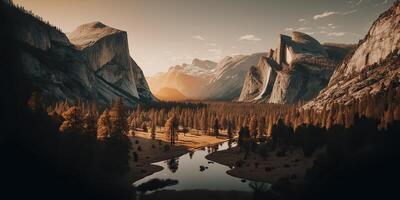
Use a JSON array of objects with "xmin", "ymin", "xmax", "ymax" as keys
[{"xmin": 132, "ymin": 140, "xmax": 270, "ymax": 193}]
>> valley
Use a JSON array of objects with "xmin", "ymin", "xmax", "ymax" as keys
[{"xmin": 2, "ymin": 0, "xmax": 400, "ymax": 200}]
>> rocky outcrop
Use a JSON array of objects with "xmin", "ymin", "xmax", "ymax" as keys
[
  {"xmin": 68, "ymin": 22, "xmax": 154, "ymax": 101},
  {"xmin": 239, "ymin": 32, "xmax": 353, "ymax": 104},
  {"xmin": 3, "ymin": 3, "xmax": 154, "ymax": 106},
  {"xmin": 305, "ymin": 2, "xmax": 400, "ymax": 110},
  {"xmin": 147, "ymin": 59, "xmax": 217, "ymax": 99},
  {"xmin": 206, "ymin": 53, "xmax": 265, "ymax": 100}
]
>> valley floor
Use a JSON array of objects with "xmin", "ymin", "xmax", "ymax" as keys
[
  {"xmin": 206, "ymin": 146, "xmax": 318, "ymax": 183},
  {"xmin": 126, "ymin": 129, "xmax": 229, "ymax": 182}
]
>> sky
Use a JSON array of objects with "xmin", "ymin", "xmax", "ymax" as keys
[{"xmin": 14, "ymin": 0, "xmax": 395, "ymax": 76}]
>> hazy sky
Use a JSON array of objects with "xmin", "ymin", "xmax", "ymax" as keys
[{"xmin": 14, "ymin": 0, "xmax": 395, "ymax": 76}]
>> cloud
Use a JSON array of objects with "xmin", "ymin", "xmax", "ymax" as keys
[
  {"xmin": 285, "ymin": 27, "xmax": 309, "ymax": 32},
  {"xmin": 313, "ymin": 11, "xmax": 339, "ymax": 20},
  {"xmin": 285, "ymin": 28, "xmax": 294, "ymax": 32},
  {"xmin": 326, "ymin": 32, "xmax": 346, "ymax": 37},
  {"xmin": 296, "ymin": 27, "xmax": 309, "ymax": 31},
  {"xmin": 328, "ymin": 23, "xmax": 336, "ymax": 29},
  {"xmin": 347, "ymin": 0, "xmax": 363, "ymax": 7},
  {"xmin": 206, "ymin": 43, "xmax": 217, "ymax": 46},
  {"xmin": 192, "ymin": 35, "xmax": 206, "ymax": 41},
  {"xmin": 298, "ymin": 18, "xmax": 308, "ymax": 23},
  {"xmin": 342, "ymin": 9, "xmax": 358, "ymax": 15},
  {"xmin": 238, "ymin": 34, "xmax": 262, "ymax": 41}
]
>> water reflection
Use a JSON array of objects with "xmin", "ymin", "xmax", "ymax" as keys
[
  {"xmin": 137, "ymin": 178, "xmax": 179, "ymax": 193},
  {"xmin": 133, "ymin": 140, "xmax": 271, "ymax": 193},
  {"xmin": 167, "ymin": 157, "xmax": 179, "ymax": 173},
  {"xmin": 188, "ymin": 151, "xmax": 194, "ymax": 159}
]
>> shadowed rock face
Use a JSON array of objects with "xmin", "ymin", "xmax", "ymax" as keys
[
  {"xmin": 305, "ymin": 2, "xmax": 400, "ymax": 110},
  {"xmin": 4, "ymin": 3, "xmax": 154, "ymax": 106},
  {"xmin": 239, "ymin": 32, "xmax": 353, "ymax": 104}
]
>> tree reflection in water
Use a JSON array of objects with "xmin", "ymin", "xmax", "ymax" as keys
[
  {"xmin": 188, "ymin": 151, "xmax": 194, "ymax": 159},
  {"xmin": 249, "ymin": 181, "xmax": 271, "ymax": 199},
  {"xmin": 167, "ymin": 157, "xmax": 179, "ymax": 173}
]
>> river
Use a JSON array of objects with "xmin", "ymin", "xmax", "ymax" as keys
[{"xmin": 132, "ymin": 140, "xmax": 270, "ymax": 193}]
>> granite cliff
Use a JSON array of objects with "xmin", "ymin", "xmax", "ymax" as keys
[
  {"xmin": 238, "ymin": 32, "xmax": 354, "ymax": 104},
  {"xmin": 305, "ymin": 2, "xmax": 400, "ymax": 109},
  {"xmin": 3, "ymin": 2, "xmax": 154, "ymax": 106}
]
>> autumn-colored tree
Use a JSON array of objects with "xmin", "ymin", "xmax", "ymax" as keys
[
  {"xmin": 59, "ymin": 106, "xmax": 83, "ymax": 134},
  {"xmin": 97, "ymin": 109, "xmax": 111, "ymax": 140}
]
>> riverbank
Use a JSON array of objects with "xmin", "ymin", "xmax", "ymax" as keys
[
  {"xmin": 126, "ymin": 129, "xmax": 229, "ymax": 182},
  {"xmin": 206, "ymin": 146, "xmax": 319, "ymax": 183}
]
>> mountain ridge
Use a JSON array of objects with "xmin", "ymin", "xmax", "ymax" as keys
[{"xmin": 3, "ymin": 3, "xmax": 155, "ymax": 106}]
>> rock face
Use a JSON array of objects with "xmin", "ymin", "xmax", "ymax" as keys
[
  {"xmin": 3, "ymin": 3, "xmax": 154, "ymax": 106},
  {"xmin": 305, "ymin": 2, "xmax": 400, "ymax": 109},
  {"xmin": 206, "ymin": 53, "xmax": 265, "ymax": 100},
  {"xmin": 147, "ymin": 53, "xmax": 265, "ymax": 101},
  {"xmin": 68, "ymin": 22, "xmax": 154, "ymax": 100},
  {"xmin": 238, "ymin": 32, "xmax": 353, "ymax": 103},
  {"xmin": 147, "ymin": 59, "xmax": 217, "ymax": 99}
]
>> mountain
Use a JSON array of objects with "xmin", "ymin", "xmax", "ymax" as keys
[
  {"xmin": 305, "ymin": 2, "xmax": 400, "ymax": 109},
  {"xmin": 3, "ymin": 2, "xmax": 155, "ymax": 106},
  {"xmin": 206, "ymin": 53, "xmax": 265, "ymax": 100},
  {"xmin": 68, "ymin": 21, "xmax": 155, "ymax": 101},
  {"xmin": 154, "ymin": 87, "xmax": 188, "ymax": 101},
  {"xmin": 147, "ymin": 59, "xmax": 217, "ymax": 99},
  {"xmin": 238, "ymin": 32, "xmax": 354, "ymax": 103}
]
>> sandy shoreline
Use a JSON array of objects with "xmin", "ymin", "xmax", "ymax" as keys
[
  {"xmin": 205, "ymin": 146, "xmax": 318, "ymax": 184},
  {"xmin": 126, "ymin": 129, "xmax": 229, "ymax": 183}
]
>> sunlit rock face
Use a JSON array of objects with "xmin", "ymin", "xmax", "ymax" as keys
[
  {"xmin": 305, "ymin": 2, "xmax": 400, "ymax": 110},
  {"xmin": 4, "ymin": 1, "xmax": 154, "ymax": 106},
  {"xmin": 206, "ymin": 53, "xmax": 265, "ymax": 101},
  {"xmin": 147, "ymin": 59, "xmax": 217, "ymax": 99},
  {"xmin": 239, "ymin": 32, "xmax": 353, "ymax": 104},
  {"xmin": 68, "ymin": 22, "xmax": 155, "ymax": 100}
]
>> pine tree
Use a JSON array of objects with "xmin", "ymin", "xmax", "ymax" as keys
[
  {"xmin": 83, "ymin": 112, "xmax": 97, "ymax": 136},
  {"xmin": 258, "ymin": 116, "xmax": 266, "ymax": 139},
  {"xmin": 249, "ymin": 116, "xmax": 258, "ymax": 139},
  {"xmin": 201, "ymin": 109, "xmax": 208, "ymax": 135},
  {"xmin": 109, "ymin": 98, "xmax": 127, "ymax": 137},
  {"xmin": 213, "ymin": 118, "xmax": 220, "ymax": 137},
  {"xmin": 165, "ymin": 115, "xmax": 178, "ymax": 145},
  {"xmin": 97, "ymin": 109, "xmax": 111, "ymax": 140},
  {"xmin": 151, "ymin": 122, "xmax": 156, "ymax": 139},
  {"xmin": 227, "ymin": 120, "xmax": 233, "ymax": 140}
]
